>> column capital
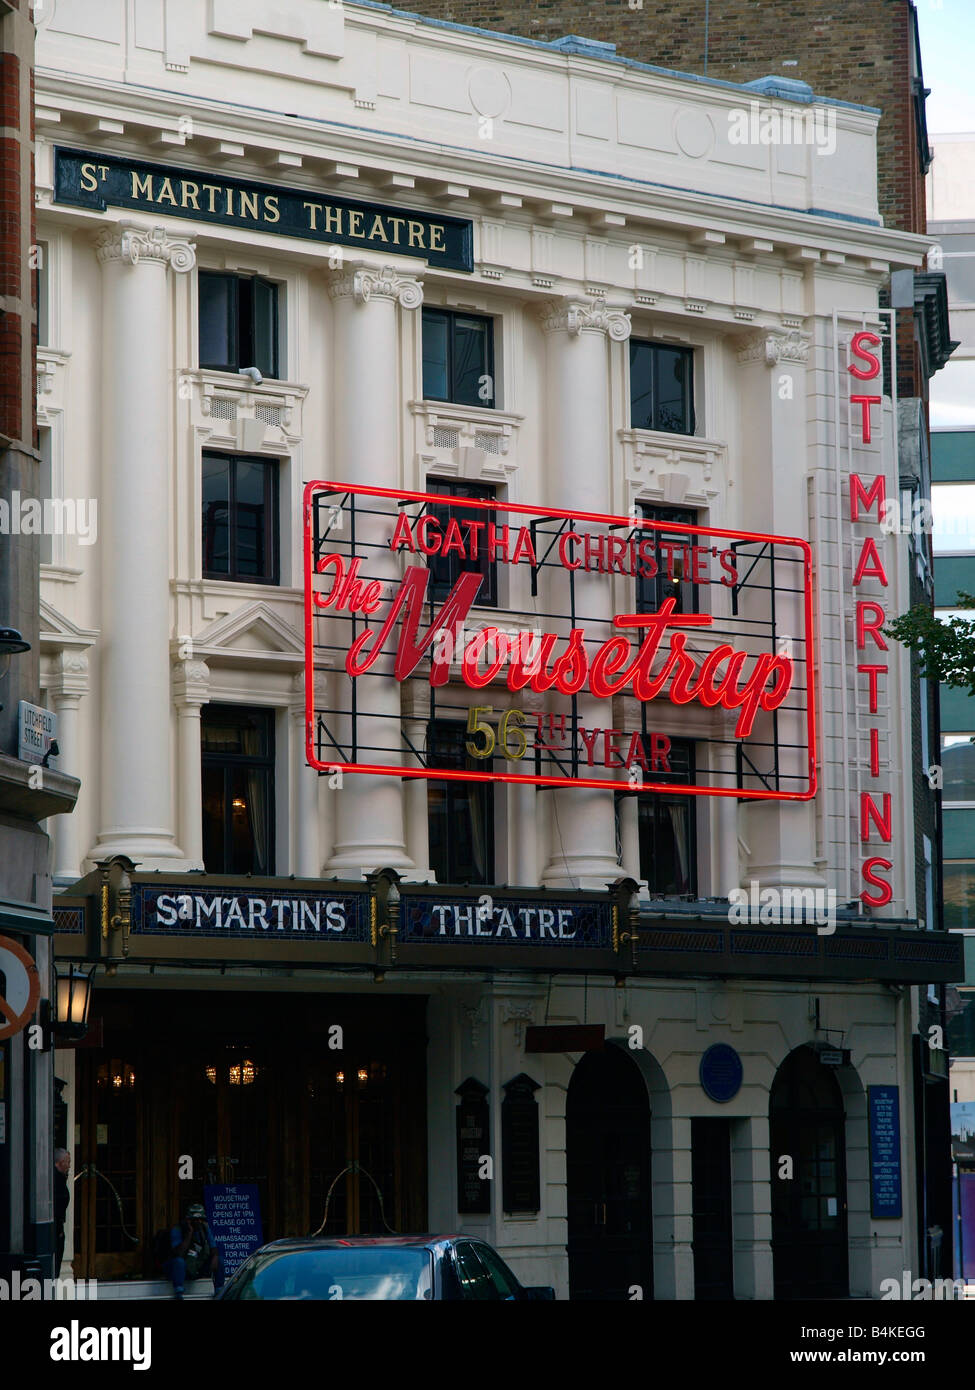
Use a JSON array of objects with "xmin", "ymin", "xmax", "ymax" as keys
[
  {"xmin": 734, "ymin": 328, "xmax": 810, "ymax": 368},
  {"xmin": 172, "ymin": 658, "xmax": 210, "ymax": 707},
  {"xmin": 327, "ymin": 263, "xmax": 423, "ymax": 309},
  {"xmin": 539, "ymin": 297, "xmax": 631, "ymax": 341},
  {"xmin": 94, "ymin": 220, "xmax": 196, "ymax": 273}
]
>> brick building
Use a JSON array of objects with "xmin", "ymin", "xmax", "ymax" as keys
[{"xmin": 0, "ymin": 0, "xmax": 79, "ymax": 1285}]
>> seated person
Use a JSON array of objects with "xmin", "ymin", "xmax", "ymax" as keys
[{"xmin": 165, "ymin": 1202, "xmax": 225, "ymax": 1299}]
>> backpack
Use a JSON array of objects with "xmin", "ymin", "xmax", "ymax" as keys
[{"xmin": 151, "ymin": 1227, "xmax": 174, "ymax": 1269}]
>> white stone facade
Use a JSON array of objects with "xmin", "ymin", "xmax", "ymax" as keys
[{"xmin": 37, "ymin": 1, "xmax": 936, "ymax": 1297}]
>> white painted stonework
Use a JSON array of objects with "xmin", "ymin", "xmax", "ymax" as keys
[{"xmin": 38, "ymin": 1, "xmax": 932, "ymax": 1297}]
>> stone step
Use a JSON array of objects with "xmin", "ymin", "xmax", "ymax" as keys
[{"xmin": 88, "ymin": 1278, "xmax": 217, "ymax": 1301}]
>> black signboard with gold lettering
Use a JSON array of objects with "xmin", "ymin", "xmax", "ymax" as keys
[{"xmin": 54, "ymin": 148, "xmax": 474, "ymax": 272}]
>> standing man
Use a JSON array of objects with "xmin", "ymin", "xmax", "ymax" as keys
[
  {"xmin": 165, "ymin": 1202, "xmax": 225, "ymax": 1299},
  {"xmin": 53, "ymin": 1148, "xmax": 71, "ymax": 1277}
]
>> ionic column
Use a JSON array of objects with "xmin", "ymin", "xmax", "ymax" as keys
[
  {"xmin": 93, "ymin": 222, "xmax": 195, "ymax": 864},
  {"xmin": 172, "ymin": 658, "xmax": 210, "ymax": 870},
  {"xmin": 48, "ymin": 650, "xmax": 90, "ymax": 883},
  {"xmin": 324, "ymin": 265, "xmax": 422, "ymax": 875},
  {"xmin": 539, "ymin": 299, "xmax": 631, "ymax": 889},
  {"xmin": 292, "ymin": 673, "xmax": 322, "ymax": 878}
]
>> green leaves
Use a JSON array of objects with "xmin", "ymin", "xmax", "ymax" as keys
[{"xmin": 884, "ymin": 591, "xmax": 975, "ymax": 695}]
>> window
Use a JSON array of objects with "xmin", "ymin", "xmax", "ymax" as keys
[
  {"xmin": 427, "ymin": 719, "xmax": 494, "ymax": 885},
  {"xmin": 473, "ymin": 1243, "xmax": 522, "ymax": 1299},
  {"xmin": 422, "ymin": 308, "xmax": 494, "ymax": 407},
  {"xmin": 425, "ymin": 478, "xmax": 497, "ymax": 606},
  {"xmin": 932, "ymin": 483, "xmax": 975, "ymax": 553},
  {"xmin": 629, "ymin": 340, "xmax": 695, "ymax": 434},
  {"xmin": 36, "ymin": 239, "xmax": 49, "ymax": 347},
  {"xmin": 198, "ymin": 271, "xmax": 280, "ymax": 378},
  {"xmin": 943, "ymin": 735, "xmax": 975, "ymax": 803},
  {"xmin": 636, "ymin": 505, "xmax": 700, "ymax": 615},
  {"xmin": 202, "ymin": 452, "xmax": 279, "ymax": 583},
  {"xmin": 451, "ymin": 1243, "xmax": 502, "ymax": 1301},
  {"xmin": 201, "ymin": 705, "xmax": 275, "ymax": 875},
  {"xmin": 635, "ymin": 739, "xmax": 696, "ymax": 895}
]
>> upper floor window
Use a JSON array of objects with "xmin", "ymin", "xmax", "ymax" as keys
[
  {"xmin": 636, "ymin": 504, "xmax": 700, "ymax": 615},
  {"xmin": 202, "ymin": 452, "xmax": 279, "ymax": 584},
  {"xmin": 427, "ymin": 719, "xmax": 494, "ymax": 885},
  {"xmin": 425, "ymin": 478, "xmax": 498, "ymax": 607},
  {"xmin": 199, "ymin": 271, "xmax": 280, "ymax": 379},
  {"xmin": 35, "ymin": 240, "xmax": 49, "ymax": 347},
  {"xmin": 202, "ymin": 705, "xmax": 275, "ymax": 875},
  {"xmin": 422, "ymin": 308, "xmax": 494, "ymax": 407},
  {"xmin": 635, "ymin": 738, "xmax": 697, "ymax": 896},
  {"xmin": 629, "ymin": 340, "xmax": 694, "ymax": 434}
]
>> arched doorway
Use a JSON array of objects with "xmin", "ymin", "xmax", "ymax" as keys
[
  {"xmin": 770, "ymin": 1046, "xmax": 849, "ymax": 1299},
  {"xmin": 566, "ymin": 1046, "xmax": 652, "ymax": 1300}
]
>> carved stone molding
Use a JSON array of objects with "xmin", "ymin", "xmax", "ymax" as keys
[
  {"xmin": 734, "ymin": 328, "xmax": 810, "ymax": 367},
  {"xmin": 460, "ymin": 999, "xmax": 488, "ymax": 1049},
  {"xmin": 539, "ymin": 298, "xmax": 631, "ymax": 341},
  {"xmin": 94, "ymin": 221, "xmax": 196, "ymax": 273},
  {"xmin": 172, "ymin": 658, "xmax": 211, "ymax": 707},
  {"xmin": 501, "ymin": 1000, "xmax": 535, "ymax": 1049},
  {"xmin": 328, "ymin": 264, "xmax": 423, "ymax": 309},
  {"xmin": 48, "ymin": 648, "xmax": 90, "ymax": 700}
]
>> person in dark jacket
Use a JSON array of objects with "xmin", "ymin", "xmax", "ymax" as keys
[{"xmin": 53, "ymin": 1148, "xmax": 71, "ymax": 1277}]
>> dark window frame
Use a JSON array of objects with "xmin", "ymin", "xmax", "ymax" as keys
[
  {"xmin": 632, "ymin": 738, "xmax": 697, "ymax": 897},
  {"xmin": 427, "ymin": 718, "xmax": 495, "ymax": 886},
  {"xmin": 422, "ymin": 307, "xmax": 496, "ymax": 408},
  {"xmin": 636, "ymin": 503, "xmax": 700, "ymax": 616},
  {"xmin": 201, "ymin": 704, "xmax": 276, "ymax": 876},
  {"xmin": 629, "ymin": 339, "xmax": 695, "ymax": 435},
  {"xmin": 202, "ymin": 451, "xmax": 280, "ymax": 586},
  {"xmin": 425, "ymin": 477, "xmax": 498, "ymax": 608},
  {"xmin": 198, "ymin": 270, "xmax": 281, "ymax": 379}
]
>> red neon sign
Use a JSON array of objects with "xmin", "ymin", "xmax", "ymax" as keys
[{"xmin": 303, "ymin": 482, "xmax": 818, "ymax": 802}]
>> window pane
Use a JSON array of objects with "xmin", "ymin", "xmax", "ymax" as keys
[
  {"xmin": 199, "ymin": 272, "xmax": 236, "ymax": 369},
  {"xmin": 427, "ymin": 721, "xmax": 493, "ymax": 884},
  {"xmin": 235, "ymin": 461, "xmax": 269, "ymax": 578},
  {"xmin": 944, "ymin": 736, "xmax": 975, "ymax": 802},
  {"xmin": 629, "ymin": 341, "xmax": 654, "ymax": 429},
  {"xmin": 637, "ymin": 506, "xmax": 698, "ymax": 614},
  {"xmin": 38, "ymin": 428, "xmax": 53, "ymax": 565},
  {"xmin": 252, "ymin": 279, "xmax": 279, "ymax": 379},
  {"xmin": 453, "ymin": 316, "xmax": 490, "ymax": 406},
  {"xmin": 422, "ymin": 312, "xmax": 449, "ymax": 400},
  {"xmin": 945, "ymin": 863, "xmax": 975, "ymax": 931},
  {"xmin": 656, "ymin": 346, "xmax": 692, "ymax": 434},
  {"xmin": 202, "ymin": 764, "xmax": 227, "ymax": 871},
  {"xmin": 36, "ymin": 241, "xmax": 49, "ymax": 347},
  {"xmin": 933, "ymin": 483, "xmax": 975, "ymax": 552},
  {"xmin": 426, "ymin": 480, "xmax": 497, "ymax": 606},
  {"xmin": 202, "ymin": 455, "xmax": 231, "ymax": 575}
]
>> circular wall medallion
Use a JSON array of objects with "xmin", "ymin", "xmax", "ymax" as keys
[
  {"xmin": 674, "ymin": 107, "xmax": 715, "ymax": 160},
  {"xmin": 469, "ymin": 67, "xmax": 512, "ymax": 120},
  {"xmin": 700, "ymin": 1043, "xmax": 743, "ymax": 1103}
]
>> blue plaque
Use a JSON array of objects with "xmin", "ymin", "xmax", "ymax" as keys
[
  {"xmin": 204, "ymin": 1183, "xmax": 263, "ymax": 1277},
  {"xmin": 699, "ymin": 1044, "xmax": 743, "ymax": 1102},
  {"xmin": 868, "ymin": 1085, "xmax": 902, "ymax": 1219}
]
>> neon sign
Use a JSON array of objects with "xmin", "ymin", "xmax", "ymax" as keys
[{"xmin": 304, "ymin": 482, "xmax": 817, "ymax": 801}]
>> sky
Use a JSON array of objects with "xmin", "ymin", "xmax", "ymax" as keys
[{"xmin": 915, "ymin": 0, "xmax": 975, "ymax": 135}]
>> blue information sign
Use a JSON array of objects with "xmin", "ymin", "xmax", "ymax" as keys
[
  {"xmin": 868, "ymin": 1085, "xmax": 902, "ymax": 1219},
  {"xmin": 699, "ymin": 1043, "xmax": 743, "ymax": 1103},
  {"xmin": 204, "ymin": 1183, "xmax": 263, "ymax": 1277}
]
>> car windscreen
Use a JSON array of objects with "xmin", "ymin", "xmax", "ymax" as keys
[{"xmin": 221, "ymin": 1247, "xmax": 435, "ymax": 1301}]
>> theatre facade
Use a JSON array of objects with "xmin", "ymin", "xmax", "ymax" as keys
[{"xmin": 36, "ymin": 1, "xmax": 959, "ymax": 1298}]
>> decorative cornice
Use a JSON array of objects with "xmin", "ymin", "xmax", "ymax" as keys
[
  {"xmin": 734, "ymin": 328, "xmax": 810, "ymax": 367},
  {"xmin": 328, "ymin": 264, "xmax": 423, "ymax": 309},
  {"xmin": 539, "ymin": 298, "xmax": 631, "ymax": 341},
  {"xmin": 94, "ymin": 221, "xmax": 196, "ymax": 273},
  {"xmin": 172, "ymin": 658, "xmax": 211, "ymax": 706}
]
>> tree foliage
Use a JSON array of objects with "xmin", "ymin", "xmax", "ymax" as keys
[{"xmin": 884, "ymin": 591, "xmax": 975, "ymax": 696}]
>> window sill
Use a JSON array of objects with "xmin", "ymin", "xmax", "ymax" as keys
[{"xmin": 411, "ymin": 400, "xmax": 524, "ymax": 482}]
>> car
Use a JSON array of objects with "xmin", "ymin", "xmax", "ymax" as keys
[{"xmin": 216, "ymin": 1234, "xmax": 557, "ymax": 1301}]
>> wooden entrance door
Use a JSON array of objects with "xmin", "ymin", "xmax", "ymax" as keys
[{"xmin": 566, "ymin": 1047, "xmax": 652, "ymax": 1300}]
